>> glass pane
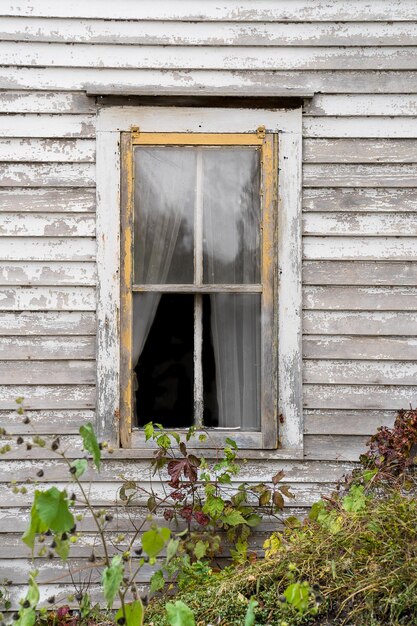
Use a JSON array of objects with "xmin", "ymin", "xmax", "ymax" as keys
[
  {"xmin": 133, "ymin": 294, "xmax": 194, "ymax": 428},
  {"xmin": 203, "ymin": 148, "xmax": 261, "ymax": 284},
  {"xmin": 202, "ymin": 294, "xmax": 261, "ymax": 430},
  {"xmin": 133, "ymin": 147, "xmax": 195, "ymax": 284}
]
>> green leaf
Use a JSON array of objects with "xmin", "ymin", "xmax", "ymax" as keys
[
  {"xmin": 284, "ymin": 582, "xmax": 310, "ymax": 614},
  {"xmin": 79, "ymin": 422, "xmax": 101, "ymax": 470},
  {"xmin": 102, "ymin": 555, "xmax": 123, "ymax": 609},
  {"xmin": 119, "ymin": 481, "xmax": 136, "ymax": 502},
  {"xmin": 36, "ymin": 488, "xmax": 74, "ymax": 534},
  {"xmin": 54, "ymin": 535, "xmax": 70, "ymax": 561},
  {"xmin": 144, "ymin": 422, "xmax": 154, "ymax": 442},
  {"xmin": 166, "ymin": 538, "xmax": 179, "ymax": 564},
  {"xmin": 202, "ymin": 495, "xmax": 224, "ymax": 517},
  {"xmin": 26, "ymin": 572, "xmax": 39, "ymax": 608},
  {"xmin": 259, "ymin": 490, "xmax": 271, "ymax": 506},
  {"xmin": 22, "ymin": 495, "xmax": 49, "ymax": 551},
  {"xmin": 244, "ymin": 598, "xmax": 259, "ymax": 626},
  {"xmin": 150, "ymin": 569, "xmax": 165, "ymax": 593},
  {"xmin": 245, "ymin": 513, "xmax": 262, "ymax": 528},
  {"xmin": 115, "ymin": 600, "xmax": 144, "ymax": 626},
  {"xmin": 342, "ymin": 485, "xmax": 367, "ymax": 513},
  {"xmin": 193, "ymin": 540, "xmax": 207, "ymax": 560},
  {"xmin": 15, "ymin": 572, "xmax": 39, "ymax": 626},
  {"xmin": 225, "ymin": 437, "xmax": 238, "ymax": 450},
  {"xmin": 166, "ymin": 601, "xmax": 196, "ymax": 626},
  {"xmin": 142, "ymin": 527, "xmax": 171, "ymax": 558},
  {"xmin": 221, "ymin": 509, "xmax": 247, "ymax": 526},
  {"xmin": 70, "ymin": 459, "xmax": 88, "ymax": 479}
]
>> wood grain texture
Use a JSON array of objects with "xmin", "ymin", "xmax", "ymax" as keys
[
  {"xmin": 0, "ymin": 336, "xmax": 95, "ymax": 359},
  {"xmin": 304, "ymin": 237, "xmax": 417, "ymax": 261},
  {"xmin": 2, "ymin": 18, "xmax": 417, "ymax": 47},
  {"xmin": 0, "ymin": 188, "xmax": 96, "ymax": 213},
  {"xmin": 0, "ymin": 287, "xmax": 96, "ymax": 310},
  {"xmin": 304, "ymin": 435, "xmax": 368, "ymax": 460},
  {"xmin": 2, "ymin": 1, "xmax": 416, "ymax": 21},
  {"xmin": 304, "ymin": 286, "xmax": 417, "ymax": 310},
  {"xmin": 303, "ymin": 117, "xmax": 417, "ymax": 138},
  {"xmin": 304, "ymin": 384, "xmax": 417, "ymax": 410},
  {"xmin": 0, "ymin": 90, "xmax": 94, "ymax": 113},
  {"xmin": 304, "ymin": 336, "xmax": 417, "ymax": 360},
  {"xmin": 303, "ymin": 261, "xmax": 417, "ymax": 286},
  {"xmin": 0, "ymin": 238, "xmax": 95, "ymax": 261},
  {"xmin": 0, "ymin": 409, "xmax": 94, "ymax": 434},
  {"xmin": 304, "ymin": 409, "xmax": 396, "ymax": 435},
  {"xmin": 0, "ymin": 385, "xmax": 95, "ymax": 409},
  {"xmin": 0, "ymin": 114, "xmax": 95, "ymax": 138},
  {"xmin": 304, "ymin": 94, "xmax": 417, "ymax": 116},
  {"xmin": 3, "ymin": 68, "xmax": 417, "ymax": 94},
  {"xmin": 0, "ymin": 138, "xmax": 95, "ymax": 162},
  {"xmin": 303, "ymin": 188, "xmax": 417, "ymax": 213},
  {"xmin": 0, "ymin": 360, "xmax": 95, "ymax": 384},
  {"xmin": 303, "ymin": 164, "xmax": 417, "ymax": 188},
  {"xmin": 303, "ymin": 139, "xmax": 417, "ymax": 164},
  {"xmin": 0, "ymin": 262, "xmax": 96, "ymax": 286},
  {"xmin": 0, "ymin": 163, "xmax": 95, "ymax": 187},
  {"xmin": 304, "ymin": 212, "xmax": 417, "ymax": 236},
  {"xmin": 303, "ymin": 311, "xmax": 417, "ymax": 335},
  {"xmin": 0, "ymin": 312, "xmax": 96, "ymax": 335},
  {"xmin": 0, "ymin": 213, "xmax": 95, "ymax": 236},
  {"xmin": 4, "ymin": 42, "xmax": 417, "ymax": 71},
  {"xmin": 304, "ymin": 360, "xmax": 417, "ymax": 384}
]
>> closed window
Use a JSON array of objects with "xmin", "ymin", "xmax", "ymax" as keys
[{"xmin": 120, "ymin": 131, "xmax": 277, "ymax": 448}]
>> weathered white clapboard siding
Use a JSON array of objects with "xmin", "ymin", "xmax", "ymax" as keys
[
  {"xmin": 0, "ymin": 409, "xmax": 94, "ymax": 434},
  {"xmin": 0, "ymin": 238, "xmax": 96, "ymax": 261},
  {"xmin": 0, "ymin": 188, "xmax": 96, "ymax": 212},
  {"xmin": 304, "ymin": 286, "xmax": 417, "ymax": 310},
  {"xmin": 0, "ymin": 163, "xmax": 95, "ymax": 187},
  {"xmin": 0, "ymin": 262, "xmax": 96, "ymax": 286},
  {"xmin": 0, "ymin": 336, "xmax": 95, "ymax": 359},
  {"xmin": 304, "ymin": 336, "xmax": 417, "ymax": 360},
  {"xmin": 3, "ymin": 68, "xmax": 417, "ymax": 94},
  {"xmin": 304, "ymin": 139, "xmax": 417, "ymax": 163},
  {"xmin": 303, "ymin": 261, "xmax": 417, "ymax": 285},
  {"xmin": 304, "ymin": 237, "xmax": 417, "ymax": 261},
  {"xmin": 304, "ymin": 409, "xmax": 396, "ymax": 435},
  {"xmin": 0, "ymin": 214, "xmax": 95, "ymax": 236},
  {"xmin": 303, "ymin": 311, "xmax": 417, "ymax": 335},
  {"xmin": 0, "ymin": 312, "xmax": 96, "ymax": 335},
  {"xmin": 303, "ymin": 188, "xmax": 417, "ymax": 212},
  {"xmin": 0, "ymin": 287, "xmax": 96, "ymax": 310},
  {"xmin": 1, "ymin": 0, "xmax": 417, "ymax": 605},
  {"xmin": 2, "ymin": 1, "xmax": 417, "ymax": 21},
  {"xmin": 4, "ymin": 42, "xmax": 417, "ymax": 71},
  {"xmin": 2, "ymin": 18, "xmax": 417, "ymax": 47},
  {"xmin": 0, "ymin": 115, "xmax": 95, "ymax": 138},
  {"xmin": 0, "ymin": 90, "xmax": 94, "ymax": 113},
  {"xmin": 0, "ymin": 138, "xmax": 95, "ymax": 162},
  {"xmin": 0, "ymin": 385, "xmax": 95, "ymax": 410}
]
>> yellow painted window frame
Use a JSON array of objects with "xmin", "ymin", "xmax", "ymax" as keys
[{"xmin": 120, "ymin": 131, "xmax": 278, "ymax": 449}]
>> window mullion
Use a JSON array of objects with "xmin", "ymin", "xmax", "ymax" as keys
[{"xmin": 194, "ymin": 147, "xmax": 204, "ymax": 427}]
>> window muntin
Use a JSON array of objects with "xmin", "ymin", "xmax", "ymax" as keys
[{"xmin": 121, "ymin": 132, "xmax": 277, "ymax": 449}]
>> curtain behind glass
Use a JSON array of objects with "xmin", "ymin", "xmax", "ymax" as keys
[
  {"xmin": 203, "ymin": 148, "xmax": 262, "ymax": 430},
  {"xmin": 209, "ymin": 294, "xmax": 261, "ymax": 429},
  {"xmin": 132, "ymin": 147, "xmax": 196, "ymax": 366}
]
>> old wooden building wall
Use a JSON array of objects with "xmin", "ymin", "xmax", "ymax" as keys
[{"xmin": 1, "ymin": 0, "xmax": 417, "ymax": 606}]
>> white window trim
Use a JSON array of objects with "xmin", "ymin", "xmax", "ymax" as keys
[{"xmin": 96, "ymin": 106, "xmax": 303, "ymax": 458}]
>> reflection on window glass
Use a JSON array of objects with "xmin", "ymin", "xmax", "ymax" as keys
[
  {"xmin": 134, "ymin": 147, "xmax": 195, "ymax": 284},
  {"xmin": 203, "ymin": 148, "xmax": 261, "ymax": 284}
]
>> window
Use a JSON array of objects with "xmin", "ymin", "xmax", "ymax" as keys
[
  {"xmin": 120, "ymin": 131, "xmax": 277, "ymax": 448},
  {"xmin": 96, "ymin": 106, "xmax": 302, "ymax": 456}
]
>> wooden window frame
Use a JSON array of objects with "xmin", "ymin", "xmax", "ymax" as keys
[
  {"xmin": 120, "ymin": 131, "xmax": 276, "ymax": 449},
  {"xmin": 96, "ymin": 106, "xmax": 303, "ymax": 458}
]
